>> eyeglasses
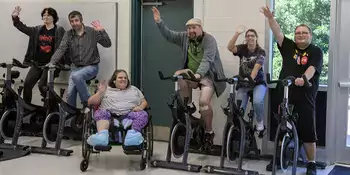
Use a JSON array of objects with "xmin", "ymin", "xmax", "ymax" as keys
[
  {"xmin": 295, "ymin": 32, "xmax": 309, "ymax": 36},
  {"xmin": 245, "ymin": 34, "xmax": 256, "ymax": 38}
]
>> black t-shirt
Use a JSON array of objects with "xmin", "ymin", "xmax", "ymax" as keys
[
  {"xmin": 233, "ymin": 44, "xmax": 266, "ymax": 88},
  {"xmin": 36, "ymin": 26, "xmax": 56, "ymax": 64},
  {"xmin": 277, "ymin": 36, "xmax": 323, "ymax": 108}
]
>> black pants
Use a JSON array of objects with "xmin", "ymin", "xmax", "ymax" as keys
[{"xmin": 23, "ymin": 66, "xmax": 60, "ymax": 104}]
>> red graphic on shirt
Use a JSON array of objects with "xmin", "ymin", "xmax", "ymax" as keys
[
  {"xmin": 301, "ymin": 56, "xmax": 308, "ymax": 65},
  {"xmin": 39, "ymin": 35, "xmax": 53, "ymax": 53}
]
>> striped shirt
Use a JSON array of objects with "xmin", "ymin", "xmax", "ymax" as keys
[{"xmin": 50, "ymin": 25, "xmax": 111, "ymax": 66}]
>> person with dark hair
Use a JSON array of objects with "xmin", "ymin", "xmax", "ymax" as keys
[
  {"xmin": 86, "ymin": 70, "xmax": 149, "ymax": 146},
  {"xmin": 49, "ymin": 10, "xmax": 112, "ymax": 108},
  {"xmin": 261, "ymin": 6, "xmax": 323, "ymax": 175},
  {"xmin": 227, "ymin": 26, "xmax": 267, "ymax": 133},
  {"xmin": 11, "ymin": 6, "xmax": 66, "ymax": 104}
]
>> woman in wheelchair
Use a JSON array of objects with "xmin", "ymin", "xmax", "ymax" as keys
[{"xmin": 86, "ymin": 69, "xmax": 149, "ymax": 147}]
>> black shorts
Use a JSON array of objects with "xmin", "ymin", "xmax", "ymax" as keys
[
  {"xmin": 277, "ymin": 86, "xmax": 318, "ymax": 143},
  {"xmin": 290, "ymin": 98, "xmax": 318, "ymax": 143}
]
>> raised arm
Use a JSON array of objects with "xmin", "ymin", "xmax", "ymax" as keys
[
  {"xmin": 11, "ymin": 6, "xmax": 35, "ymax": 36},
  {"xmin": 260, "ymin": 6, "xmax": 284, "ymax": 47},
  {"xmin": 227, "ymin": 25, "xmax": 246, "ymax": 53},
  {"xmin": 88, "ymin": 80, "xmax": 107, "ymax": 106},
  {"xmin": 91, "ymin": 20, "xmax": 112, "ymax": 48},
  {"xmin": 152, "ymin": 7, "xmax": 185, "ymax": 46}
]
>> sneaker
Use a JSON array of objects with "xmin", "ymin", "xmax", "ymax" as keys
[
  {"xmin": 306, "ymin": 162, "xmax": 317, "ymax": 175},
  {"xmin": 266, "ymin": 158, "xmax": 281, "ymax": 171},
  {"xmin": 203, "ymin": 132, "xmax": 215, "ymax": 151},
  {"xmin": 256, "ymin": 121, "xmax": 264, "ymax": 131}
]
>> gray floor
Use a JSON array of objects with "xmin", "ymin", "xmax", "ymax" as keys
[{"xmin": 0, "ymin": 137, "xmax": 337, "ymax": 175}]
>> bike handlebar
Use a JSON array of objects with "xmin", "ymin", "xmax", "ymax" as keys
[
  {"xmin": 266, "ymin": 73, "xmax": 312, "ymax": 88},
  {"xmin": 29, "ymin": 60, "xmax": 71, "ymax": 71},
  {"xmin": 0, "ymin": 58, "xmax": 29, "ymax": 69},
  {"xmin": 214, "ymin": 73, "xmax": 255, "ymax": 85},
  {"xmin": 158, "ymin": 70, "xmax": 200, "ymax": 82}
]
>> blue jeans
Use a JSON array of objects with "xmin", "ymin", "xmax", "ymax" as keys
[
  {"xmin": 236, "ymin": 84, "xmax": 266, "ymax": 123},
  {"xmin": 67, "ymin": 65, "xmax": 98, "ymax": 108}
]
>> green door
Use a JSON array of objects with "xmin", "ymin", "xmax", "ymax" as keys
[{"xmin": 141, "ymin": 0, "xmax": 193, "ymax": 127}]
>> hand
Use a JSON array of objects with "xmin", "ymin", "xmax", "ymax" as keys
[
  {"xmin": 294, "ymin": 77, "xmax": 304, "ymax": 86},
  {"xmin": 97, "ymin": 80, "xmax": 107, "ymax": 93},
  {"xmin": 133, "ymin": 106, "xmax": 143, "ymax": 112},
  {"xmin": 12, "ymin": 6, "xmax": 21, "ymax": 17},
  {"xmin": 260, "ymin": 6, "xmax": 274, "ymax": 19},
  {"xmin": 174, "ymin": 69, "xmax": 192, "ymax": 76},
  {"xmin": 236, "ymin": 25, "xmax": 246, "ymax": 34},
  {"xmin": 91, "ymin": 20, "xmax": 104, "ymax": 31},
  {"xmin": 46, "ymin": 62, "xmax": 55, "ymax": 68},
  {"xmin": 194, "ymin": 73, "xmax": 201, "ymax": 79},
  {"xmin": 151, "ymin": 7, "xmax": 161, "ymax": 23}
]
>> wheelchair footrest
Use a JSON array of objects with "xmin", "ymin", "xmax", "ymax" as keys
[
  {"xmin": 123, "ymin": 144, "xmax": 142, "ymax": 155},
  {"xmin": 94, "ymin": 145, "xmax": 112, "ymax": 152}
]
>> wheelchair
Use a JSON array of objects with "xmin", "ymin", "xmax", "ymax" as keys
[{"xmin": 80, "ymin": 105, "xmax": 154, "ymax": 172}]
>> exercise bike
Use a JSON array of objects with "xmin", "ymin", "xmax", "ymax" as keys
[
  {"xmin": 34, "ymin": 64, "xmax": 98, "ymax": 156},
  {"xmin": 265, "ymin": 73, "xmax": 310, "ymax": 175},
  {"xmin": 151, "ymin": 70, "xmax": 204, "ymax": 172},
  {"xmin": 202, "ymin": 74, "xmax": 259, "ymax": 175},
  {"xmin": 0, "ymin": 58, "xmax": 49, "ymax": 151},
  {"xmin": 266, "ymin": 73, "xmax": 327, "ymax": 174}
]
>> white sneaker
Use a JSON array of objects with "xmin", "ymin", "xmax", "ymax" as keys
[{"xmin": 256, "ymin": 121, "xmax": 264, "ymax": 131}]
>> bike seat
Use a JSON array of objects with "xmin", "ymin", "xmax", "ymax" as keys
[{"xmin": 248, "ymin": 90, "xmax": 254, "ymax": 102}]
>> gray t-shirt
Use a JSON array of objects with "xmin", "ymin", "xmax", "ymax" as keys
[
  {"xmin": 233, "ymin": 44, "xmax": 266, "ymax": 88},
  {"xmin": 99, "ymin": 85, "xmax": 145, "ymax": 115}
]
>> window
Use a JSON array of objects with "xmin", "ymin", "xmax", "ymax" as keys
[{"xmin": 271, "ymin": 0, "xmax": 330, "ymax": 86}]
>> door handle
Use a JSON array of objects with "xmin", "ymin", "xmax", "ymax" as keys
[{"xmin": 338, "ymin": 81, "xmax": 350, "ymax": 88}]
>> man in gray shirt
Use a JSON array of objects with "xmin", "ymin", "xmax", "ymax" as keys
[
  {"xmin": 152, "ymin": 7, "xmax": 226, "ymax": 151},
  {"xmin": 50, "ymin": 11, "xmax": 111, "ymax": 108}
]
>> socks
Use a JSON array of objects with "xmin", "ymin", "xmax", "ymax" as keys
[{"xmin": 205, "ymin": 130, "xmax": 213, "ymax": 134}]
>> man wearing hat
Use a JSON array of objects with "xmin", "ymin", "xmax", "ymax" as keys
[{"xmin": 152, "ymin": 7, "xmax": 226, "ymax": 151}]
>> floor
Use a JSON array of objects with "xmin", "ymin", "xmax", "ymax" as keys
[{"xmin": 0, "ymin": 137, "xmax": 338, "ymax": 175}]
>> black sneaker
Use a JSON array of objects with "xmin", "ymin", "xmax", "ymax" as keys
[
  {"xmin": 203, "ymin": 132, "xmax": 215, "ymax": 152},
  {"xmin": 306, "ymin": 162, "xmax": 317, "ymax": 175},
  {"xmin": 266, "ymin": 158, "xmax": 281, "ymax": 171}
]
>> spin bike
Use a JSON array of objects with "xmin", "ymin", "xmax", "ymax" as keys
[
  {"xmin": 33, "ymin": 64, "xmax": 98, "ymax": 156},
  {"xmin": 265, "ymin": 73, "xmax": 313, "ymax": 175},
  {"xmin": 151, "ymin": 70, "xmax": 205, "ymax": 172},
  {"xmin": 202, "ymin": 74, "xmax": 259, "ymax": 175},
  {"xmin": 0, "ymin": 58, "xmax": 49, "ymax": 151}
]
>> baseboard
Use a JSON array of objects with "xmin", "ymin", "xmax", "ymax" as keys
[{"xmin": 153, "ymin": 125, "xmax": 170, "ymax": 141}]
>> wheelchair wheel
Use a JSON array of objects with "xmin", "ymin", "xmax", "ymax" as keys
[
  {"xmin": 170, "ymin": 123, "xmax": 186, "ymax": 158},
  {"xmin": 80, "ymin": 159, "xmax": 89, "ymax": 172},
  {"xmin": 226, "ymin": 125, "xmax": 241, "ymax": 162},
  {"xmin": 0, "ymin": 109, "xmax": 16, "ymax": 140},
  {"xmin": 280, "ymin": 133, "xmax": 292, "ymax": 172},
  {"xmin": 82, "ymin": 112, "xmax": 93, "ymax": 159},
  {"xmin": 147, "ymin": 119, "xmax": 154, "ymax": 159}
]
